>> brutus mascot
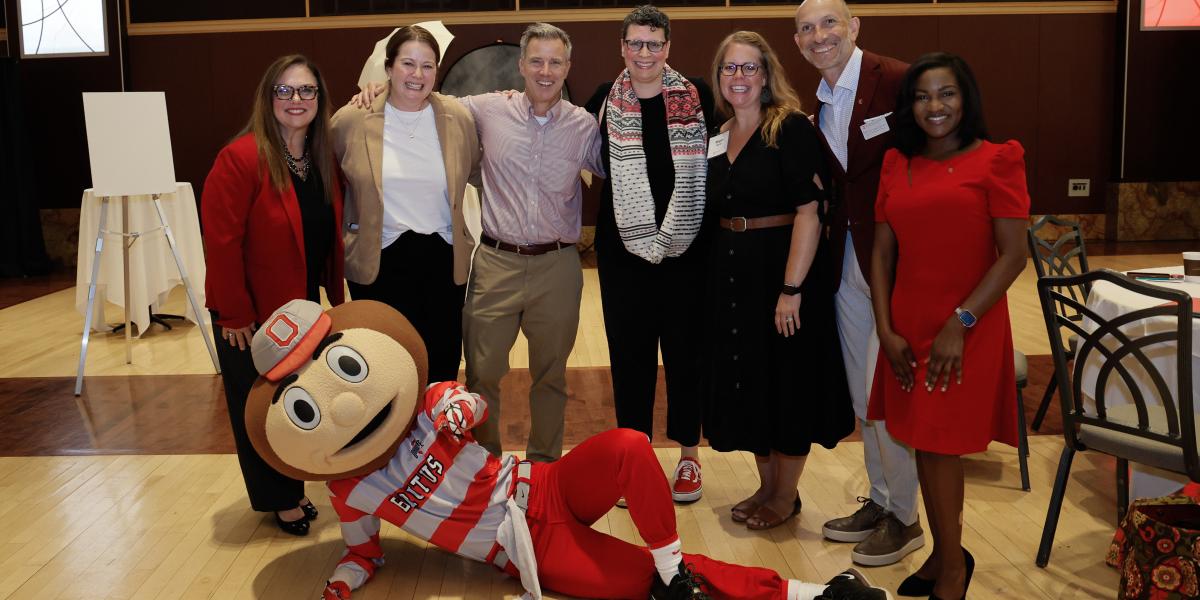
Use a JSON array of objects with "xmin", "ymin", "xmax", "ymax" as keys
[{"xmin": 245, "ymin": 299, "xmax": 891, "ymax": 600}]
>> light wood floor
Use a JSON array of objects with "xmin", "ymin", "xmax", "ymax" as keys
[
  {"xmin": 0, "ymin": 252, "xmax": 1179, "ymax": 378},
  {"xmin": 0, "ymin": 438, "xmax": 1118, "ymax": 600},
  {"xmin": 0, "ymin": 251, "xmax": 1182, "ymax": 598}
]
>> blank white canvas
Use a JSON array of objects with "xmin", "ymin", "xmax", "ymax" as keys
[
  {"xmin": 82, "ymin": 92, "xmax": 177, "ymax": 197},
  {"xmin": 19, "ymin": 0, "xmax": 107, "ymax": 57}
]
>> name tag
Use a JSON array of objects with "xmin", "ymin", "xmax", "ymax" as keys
[
  {"xmin": 708, "ymin": 131, "xmax": 730, "ymax": 159},
  {"xmin": 860, "ymin": 112, "xmax": 893, "ymax": 140}
]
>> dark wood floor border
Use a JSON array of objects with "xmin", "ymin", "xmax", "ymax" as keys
[{"xmin": 0, "ymin": 358, "xmax": 1062, "ymax": 457}]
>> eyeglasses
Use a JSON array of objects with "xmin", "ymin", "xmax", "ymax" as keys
[
  {"xmin": 623, "ymin": 39, "xmax": 666, "ymax": 53},
  {"xmin": 273, "ymin": 84, "xmax": 319, "ymax": 101},
  {"xmin": 720, "ymin": 62, "xmax": 762, "ymax": 77}
]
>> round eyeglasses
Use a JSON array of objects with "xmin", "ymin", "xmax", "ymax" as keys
[
  {"xmin": 720, "ymin": 62, "xmax": 762, "ymax": 77},
  {"xmin": 273, "ymin": 84, "xmax": 319, "ymax": 101},
  {"xmin": 623, "ymin": 39, "xmax": 666, "ymax": 53}
]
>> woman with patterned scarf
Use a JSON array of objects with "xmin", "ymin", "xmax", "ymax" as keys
[{"xmin": 584, "ymin": 5, "xmax": 714, "ymax": 504}]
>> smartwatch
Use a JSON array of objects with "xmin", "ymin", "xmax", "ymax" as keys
[{"xmin": 954, "ymin": 307, "xmax": 977, "ymax": 328}]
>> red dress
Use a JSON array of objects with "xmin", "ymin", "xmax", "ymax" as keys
[{"xmin": 866, "ymin": 140, "xmax": 1029, "ymax": 455}]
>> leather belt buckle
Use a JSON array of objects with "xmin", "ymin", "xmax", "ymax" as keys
[{"xmin": 730, "ymin": 216, "xmax": 748, "ymax": 233}]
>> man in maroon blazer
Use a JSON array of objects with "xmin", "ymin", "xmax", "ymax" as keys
[{"xmin": 794, "ymin": 0, "xmax": 923, "ymax": 568}]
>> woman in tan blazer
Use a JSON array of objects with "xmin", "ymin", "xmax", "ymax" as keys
[{"xmin": 332, "ymin": 25, "xmax": 481, "ymax": 383}]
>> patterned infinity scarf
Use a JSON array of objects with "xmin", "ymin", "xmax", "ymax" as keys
[{"xmin": 605, "ymin": 65, "xmax": 707, "ymax": 264}]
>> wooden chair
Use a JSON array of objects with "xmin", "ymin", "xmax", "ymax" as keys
[
  {"xmin": 1035, "ymin": 269, "xmax": 1198, "ymax": 567},
  {"xmin": 1027, "ymin": 216, "xmax": 1092, "ymax": 432},
  {"xmin": 1014, "ymin": 350, "xmax": 1032, "ymax": 491}
]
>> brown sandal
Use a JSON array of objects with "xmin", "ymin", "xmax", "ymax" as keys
[
  {"xmin": 731, "ymin": 499, "xmax": 761, "ymax": 523},
  {"xmin": 745, "ymin": 496, "xmax": 802, "ymax": 531}
]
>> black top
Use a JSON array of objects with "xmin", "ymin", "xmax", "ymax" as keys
[
  {"xmin": 707, "ymin": 113, "xmax": 829, "ymax": 219},
  {"xmin": 290, "ymin": 167, "xmax": 333, "ymax": 303},
  {"xmin": 585, "ymin": 77, "xmax": 715, "ymax": 233}
]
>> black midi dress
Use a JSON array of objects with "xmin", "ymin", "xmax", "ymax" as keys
[{"xmin": 702, "ymin": 113, "xmax": 854, "ymax": 457}]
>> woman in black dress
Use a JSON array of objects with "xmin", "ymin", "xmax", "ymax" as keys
[{"xmin": 703, "ymin": 31, "xmax": 853, "ymax": 530}]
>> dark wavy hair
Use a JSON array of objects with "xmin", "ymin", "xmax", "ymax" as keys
[{"xmin": 891, "ymin": 52, "xmax": 989, "ymax": 158}]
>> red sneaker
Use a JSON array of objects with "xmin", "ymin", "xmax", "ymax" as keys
[{"xmin": 671, "ymin": 457, "xmax": 703, "ymax": 503}]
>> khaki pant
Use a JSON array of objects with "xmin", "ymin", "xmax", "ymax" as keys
[{"xmin": 463, "ymin": 243, "xmax": 582, "ymax": 462}]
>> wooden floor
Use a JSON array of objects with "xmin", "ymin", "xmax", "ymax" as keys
[{"xmin": 0, "ymin": 247, "xmax": 1192, "ymax": 599}]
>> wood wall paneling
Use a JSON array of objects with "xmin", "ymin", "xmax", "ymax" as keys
[
  {"xmin": 1036, "ymin": 13, "xmax": 1114, "ymax": 214},
  {"xmin": 1121, "ymin": 0, "xmax": 1200, "ymax": 181},
  {"xmin": 129, "ymin": 13, "xmax": 1114, "ymax": 217},
  {"xmin": 311, "ymin": 0, "xmax": 515, "ymax": 16},
  {"xmin": 128, "ymin": 0, "xmax": 307, "ymax": 24}
]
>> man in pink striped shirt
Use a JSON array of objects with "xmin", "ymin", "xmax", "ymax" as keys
[{"xmin": 458, "ymin": 23, "xmax": 605, "ymax": 464}]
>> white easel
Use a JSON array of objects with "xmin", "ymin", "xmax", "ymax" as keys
[{"xmin": 76, "ymin": 92, "xmax": 220, "ymax": 395}]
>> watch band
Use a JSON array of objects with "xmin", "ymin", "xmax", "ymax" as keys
[{"xmin": 781, "ymin": 284, "xmax": 802, "ymax": 296}]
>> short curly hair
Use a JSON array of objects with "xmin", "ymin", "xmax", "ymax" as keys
[{"xmin": 621, "ymin": 5, "xmax": 670, "ymax": 41}]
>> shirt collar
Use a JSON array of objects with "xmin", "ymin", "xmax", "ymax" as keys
[
  {"xmin": 518, "ymin": 92, "xmax": 559, "ymax": 123},
  {"xmin": 816, "ymin": 46, "xmax": 864, "ymax": 104}
]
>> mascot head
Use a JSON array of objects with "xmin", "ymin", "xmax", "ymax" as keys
[{"xmin": 245, "ymin": 299, "xmax": 428, "ymax": 481}]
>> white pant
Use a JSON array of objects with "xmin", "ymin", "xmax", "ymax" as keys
[{"xmin": 835, "ymin": 234, "xmax": 919, "ymax": 526}]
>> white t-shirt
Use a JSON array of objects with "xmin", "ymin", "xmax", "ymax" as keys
[{"xmin": 381, "ymin": 102, "xmax": 452, "ymax": 247}]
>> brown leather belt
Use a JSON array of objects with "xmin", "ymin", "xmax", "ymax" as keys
[
  {"xmin": 481, "ymin": 233, "xmax": 570, "ymax": 256},
  {"xmin": 719, "ymin": 214, "xmax": 795, "ymax": 232}
]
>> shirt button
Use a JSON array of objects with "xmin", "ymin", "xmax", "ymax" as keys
[
  {"xmin": 728, "ymin": 277, "xmax": 735, "ymax": 283},
  {"xmin": 728, "ymin": 249, "xmax": 734, "ymax": 256},
  {"xmin": 731, "ymin": 328, "xmax": 738, "ymax": 335},
  {"xmin": 735, "ymin": 382, "xmax": 741, "ymax": 390},
  {"xmin": 731, "ymin": 302, "xmax": 736, "ymax": 309},
  {"xmin": 732, "ymin": 354, "xmax": 738, "ymax": 361},
  {"xmin": 726, "ymin": 193, "xmax": 732, "ymax": 200}
]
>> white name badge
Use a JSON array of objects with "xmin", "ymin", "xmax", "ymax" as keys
[
  {"xmin": 860, "ymin": 112, "xmax": 893, "ymax": 140},
  {"xmin": 708, "ymin": 131, "xmax": 730, "ymax": 158}
]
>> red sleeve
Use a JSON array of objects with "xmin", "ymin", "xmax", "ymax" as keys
[
  {"xmin": 201, "ymin": 140, "xmax": 259, "ymax": 328},
  {"xmin": 874, "ymin": 149, "xmax": 902, "ymax": 223},
  {"xmin": 987, "ymin": 140, "xmax": 1031, "ymax": 219}
]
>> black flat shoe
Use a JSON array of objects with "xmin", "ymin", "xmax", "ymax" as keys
[
  {"xmin": 897, "ymin": 573, "xmax": 935, "ymax": 597},
  {"xmin": 928, "ymin": 548, "xmax": 974, "ymax": 600},
  {"xmin": 275, "ymin": 512, "xmax": 310, "ymax": 536},
  {"xmin": 300, "ymin": 501, "xmax": 318, "ymax": 521}
]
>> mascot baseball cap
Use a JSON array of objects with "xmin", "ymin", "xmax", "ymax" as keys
[{"xmin": 251, "ymin": 299, "xmax": 332, "ymax": 382}]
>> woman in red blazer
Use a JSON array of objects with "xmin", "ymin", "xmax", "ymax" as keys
[{"xmin": 202, "ymin": 54, "xmax": 345, "ymax": 536}]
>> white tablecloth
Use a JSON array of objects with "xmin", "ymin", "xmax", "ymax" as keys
[
  {"xmin": 74, "ymin": 183, "xmax": 207, "ymax": 337},
  {"xmin": 1082, "ymin": 265, "xmax": 1200, "ymax": 497}
]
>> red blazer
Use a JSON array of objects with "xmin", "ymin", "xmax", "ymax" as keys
[
  {"xmin": 202, "ymin": 133, "xmax": 346, "ymax": 329},
  {"xmin": 814, "ymin": 50, "xmax": 909, "ymax": 289}
]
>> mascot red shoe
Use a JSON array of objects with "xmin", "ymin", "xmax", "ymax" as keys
[{"xmin": 244, "ymin": 299, "xmax": 892, "ymax": 600}]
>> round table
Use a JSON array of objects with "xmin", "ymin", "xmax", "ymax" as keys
[{"xmin": 1082, "ymin": 264, "xmax": 1200, "ymax": 498}]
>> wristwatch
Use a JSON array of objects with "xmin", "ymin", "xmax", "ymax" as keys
[
  {"xmin": 954, "ymin": 307, "xmax": 977, "ymax": 328},
  {"xmin": 781, "ymin": 283, "xmax": 802, "ymax": 296}
]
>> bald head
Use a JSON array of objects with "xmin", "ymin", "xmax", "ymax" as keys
[
  {"xmin": 795, "ymin": 0, "xmax": 852, "ymax": 28},
  {"xmin": 794, "ymin": 0, "xmax": 861, "ymax": 85}
]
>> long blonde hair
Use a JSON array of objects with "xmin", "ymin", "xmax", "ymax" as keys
[
  {"xmin": 238, "ymin": 54, "xmax": 335, "ymax": 202},
  {"xmin": 711, "ymin": 31, "xmax": 805, "ymax": 148}
]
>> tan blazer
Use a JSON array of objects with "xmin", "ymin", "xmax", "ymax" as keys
[{"xmin": 332, "ymin": 91, "xmax": 481, "ymax": 285}]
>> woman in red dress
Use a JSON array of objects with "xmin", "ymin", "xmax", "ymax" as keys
[{"xmin": 868, "ymin": 53, "xmax": 1029, "ymax": 600}]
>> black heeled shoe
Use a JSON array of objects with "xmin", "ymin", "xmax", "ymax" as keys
[
  {"xmin": 897, "ymin": 573, "xmax": 935, "ymax": 597},
  {"xmin": 928, "ymin": 548, "xmax": 974, "ymax": 600},
  {"xmin": 300, "ymin": 500, "xmax": 319, "ymax": 521},
  {"xmin": 275, "ymin": 511, "xmax": 311, "ymax": 536}
]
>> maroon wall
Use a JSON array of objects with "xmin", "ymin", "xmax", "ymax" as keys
[{"xmin": 125, "ymin": 13, "xmax": 1113, "ymax": 217}]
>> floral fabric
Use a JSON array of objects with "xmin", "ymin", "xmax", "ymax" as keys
[{"xmin": 1110, "ymin": 484, "xmax": 1200, "ymax": 599}]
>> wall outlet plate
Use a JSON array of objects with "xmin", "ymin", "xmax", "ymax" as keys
[{"xmin": 1068, "ymin": 179, "xmax": 1091, "ymax": 197}]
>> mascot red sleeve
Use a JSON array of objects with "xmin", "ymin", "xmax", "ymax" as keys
[{"xmin": 244, "ymin": 299, "xmax": 892, "ymax": 600}]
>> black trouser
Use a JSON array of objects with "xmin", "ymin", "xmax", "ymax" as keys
[
  {"xmin": 348, "ymin": 230, "xmax": 466, "ymax": 384},
  {"xmin": 212, "ymin": 319, "xmax": 304, "ymax": 512},
  {"xmin": 596, "ymin": 239, "xmax": 704, "ymax": 447}
]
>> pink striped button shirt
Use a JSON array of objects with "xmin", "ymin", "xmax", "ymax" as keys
[{"xmin": 460, "ymin": 92, "xmax": 604, "ymax": 245}]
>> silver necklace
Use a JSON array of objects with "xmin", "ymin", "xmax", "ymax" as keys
[{"xmin": 284, "ymin": 143, "xmax": 309, "ymax": 181}]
